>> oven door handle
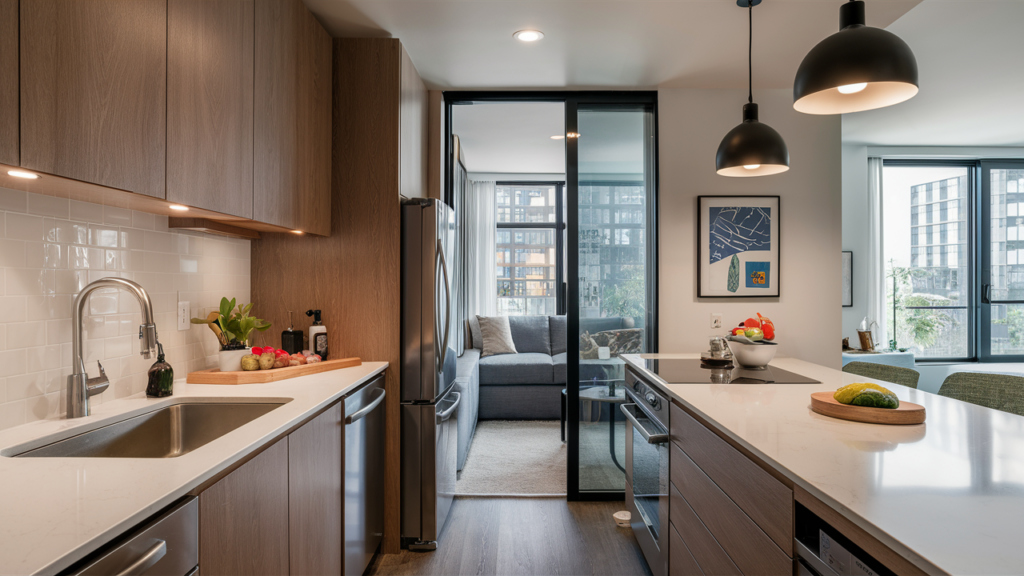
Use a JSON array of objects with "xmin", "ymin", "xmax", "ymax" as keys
[{"xmin": 621, "ymin": 404, "xmax": 669, "ymax": 444}]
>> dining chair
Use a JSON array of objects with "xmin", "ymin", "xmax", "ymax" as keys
[
  {"xmin": 938, "ymin": 371, "xmax": 1024, "ymax": 417},
  {"xmin": 842, "ymin": 361, "xmax": 920, "ymax": 389}
]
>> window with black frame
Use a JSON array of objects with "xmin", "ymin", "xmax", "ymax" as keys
[
  {"xmin": 882, "ymin": 159, "xmax": 1024, "ymax": 362},
  {"xmin": 495, "ymin": 182, "xmax": 564, "ymax": 316}
]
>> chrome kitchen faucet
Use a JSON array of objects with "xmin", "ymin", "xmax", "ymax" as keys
[{"xmin": 67, "ymin": 278, "xmax": 158, "ymax": 418}]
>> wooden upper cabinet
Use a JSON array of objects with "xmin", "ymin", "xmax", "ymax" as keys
[
  {"xmin": 167, "ymin": 0, "xmax": 254, "ymax": 218},
  {"xmin": 0, "ymin": 0, "xmax": 17, "ymax": 167},
  {"xmin": 253, "ymin": 0, "xmax": 332, "ymax": 236},
  {"xmin": 20, "ymin": 0, "xmax": 167, "ymax": 198}
]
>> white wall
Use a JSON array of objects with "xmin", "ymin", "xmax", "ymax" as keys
[
  {"xmin": 841, "ymin": 144, "xmax": 869, "ymax": 341},
  {"xmin": 0, "ymin": 188, "xmax": 251, "ymax": 430},
  {"xmin": 658, "ymin": 88, "xmax": 843, "ymax": 368}
]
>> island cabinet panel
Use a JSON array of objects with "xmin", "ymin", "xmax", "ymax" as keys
[
  {"xmin": 20, "ymin": 0, "xmax": 167, "ymax": 198},
  {"xmin": 288, "ymin": 401, "xmax": 344, "ymax": 576},
  {"xmin": 670, "ymin": 402, "xmax": 793, "ymax": 554},
  {"xmin": 167, "ymin": 0, "xmax": 254, "ymax": 218},
  {"xmin": 199, "ymin": 439, "xmax": 289, "ymax": 576},
  {"xmin": 0, "ymin": 0, "xmax": 17, "ymax": 167},
  {"xmin": 669, "ymin": 483, "xmax": 740, "ymax": 576},
  {"xmin": 668, "ymin": 522, "xmax": 704, "ymax": 576},
  {"xmin": 253, "ymin": 0, "xmax": 332, "ymax": 235},
  {"xmin": 671, "ymin": 444, "xmax": 791, "ymax": 576}
]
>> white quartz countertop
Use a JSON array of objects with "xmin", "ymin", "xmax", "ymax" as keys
[
  {"xmin": 0, "ymin": 361, "xmax": 388, "ymax": 576},
  {"xmin": 623, "ymin": 353, "xmax": 1024, "ymax": 576}
]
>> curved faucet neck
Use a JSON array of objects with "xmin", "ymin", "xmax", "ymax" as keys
[{"xmin": 71, "ymin": 278, "xmax": 156, "ymax": 375}]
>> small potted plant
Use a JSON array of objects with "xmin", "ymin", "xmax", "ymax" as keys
[{"xmin": 192, "ymin": 297, "xmax": 272, "ymax": 372}]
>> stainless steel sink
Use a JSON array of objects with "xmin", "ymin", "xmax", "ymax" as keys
[{"xmin": 13, "ymin": 402, "xmax": 286, "ymax": 458}]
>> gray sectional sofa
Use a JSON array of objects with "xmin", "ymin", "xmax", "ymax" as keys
[{"xmin": 454, "ymin": 314, "xmax": 636, "ymax": 470}]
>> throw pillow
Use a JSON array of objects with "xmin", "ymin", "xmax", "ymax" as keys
[{"xmin": 477, "ymin": 315, "xmax": 518, "ymax": 358}]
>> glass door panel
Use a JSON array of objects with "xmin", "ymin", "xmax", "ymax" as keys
[
  {"xmin": 983, "ymin": 163, "xmax": 1024, "ymax": 358},
  {"xmin": 575, "ymin": 105, "xmax": 656, "ymax": 493}
]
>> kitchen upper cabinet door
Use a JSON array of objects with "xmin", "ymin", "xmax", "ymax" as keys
[
  {"xmin": 0, "ymin": 0, "xmax": 17, "ymax": 167},
  {"xmin": 288, "ymin": 401, "xmax": 344, "ymax": 576},
  {"xmin": 20, "ymin": 0, "xmax": 167, "ymax": 198},
  {"xmin": 167, "ymin": 0, "xmax": 254, "ymax": 218},
  {"xmin": 253, "ymin": 0, "xmax": 331, "ymax": 236},
  {"xmin": 200, "ymin": 439, "xmax": 290, "ymax": 576}
]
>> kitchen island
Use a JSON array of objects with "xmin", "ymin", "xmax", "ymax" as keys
[
  {"xmin": 0, "ymin": 361, "xmax": 387, "ymax": 576},
  {"xmin": 624, "ymin": 353, "xmax": 1024, "ymax": 576}
]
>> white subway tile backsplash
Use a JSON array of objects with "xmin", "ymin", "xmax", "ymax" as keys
[
  {"xmin": 1, "ymin": 192, "xmax": 251, "ymax": 429},
  {"xmin": 28, "ymin": 195, "xmax": 70, "ymax": 219}
]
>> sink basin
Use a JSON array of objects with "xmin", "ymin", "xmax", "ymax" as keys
[{"xmin": 12, "ymin": 402, "xmax": 285, "ymax": 458}]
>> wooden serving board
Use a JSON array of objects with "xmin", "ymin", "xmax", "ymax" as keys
[
  {"xmin": 187, "ymin": 357, "xmax": 362, "ymax": 385},
  {"xmin": 810, "ymin": 392, "xmax": 925, "ymax": 425}
]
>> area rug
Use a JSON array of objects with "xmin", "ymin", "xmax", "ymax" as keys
[{"xmin": 457, "ymin": 420, "xmax": 626, "ymax": 495}]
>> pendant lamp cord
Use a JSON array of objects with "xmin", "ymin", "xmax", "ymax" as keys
[{"xmin": 748, "ymin": 2, "xmax": 753, "ymax": 105}]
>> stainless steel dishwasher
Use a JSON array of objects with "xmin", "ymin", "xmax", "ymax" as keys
[
  {"xmin": 345, "ymin": 374, "xmax": 386, "ymax": 576},
  {"xmin": 66, "ymin": 496, "xmax": 198, "ymax": 575}
]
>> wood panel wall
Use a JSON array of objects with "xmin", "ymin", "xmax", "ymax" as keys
[
  {"xmin": 0, "ymin": 0, "xmax": 18, "ymax": 167},
  {"xmin": 250, "ymin": 37, "xmax": 412, "ymax": 554}
]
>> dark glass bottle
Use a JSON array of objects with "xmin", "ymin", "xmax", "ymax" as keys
[{"xmin": 146, "ymin": 343, "xmax": 174, "ymax": 398}]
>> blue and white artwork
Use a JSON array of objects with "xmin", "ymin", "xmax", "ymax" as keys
[
  {"xmin": 699, "ymin": 197, "xmax": 780, "ymax": 297},
  {"xmin": 708, "ymin": 207, "xmax": 772, "ymax": 264}
]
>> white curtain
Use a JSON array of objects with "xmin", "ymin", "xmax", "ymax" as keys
[
  {"xmin": 866, "ymin": 157, "xmax": 887, "ymax": 346},
  {"xmin": 454, "ymin": 179, "xmax": 496, "ymax": 355}
]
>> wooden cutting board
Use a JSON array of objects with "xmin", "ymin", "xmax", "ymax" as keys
[
  {"xmin": 810, "ymin": 391, "xmax": 925, "ymax": 425},
  {"xmin": 187, "ymin": 357, "xmax": 362, "ymax": 385}
]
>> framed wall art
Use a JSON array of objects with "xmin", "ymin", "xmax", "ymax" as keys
[
  {"xmin": 842, "ymin": 251, "xmax": 853, "ymax": 307},
  {"xmin": 698, "ymin": 195, "xmax": 780, "ymax": 298}
]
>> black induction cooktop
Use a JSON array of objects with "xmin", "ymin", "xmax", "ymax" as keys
[{"xmin": 643, "ymin": 358, "xmax": 819, "ymax": 384}]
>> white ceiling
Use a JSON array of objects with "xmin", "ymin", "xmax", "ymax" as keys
[
  {"xmin": 451, "ymin": 102, "xmax": 566, "ymax": 173},
  {"xmin": 304, "ymin": 0, "xmax": 920, "ymax": 90},
  {"xmin": 842, "ymin": 0, "xmax": 1024, "ymax": 147}
]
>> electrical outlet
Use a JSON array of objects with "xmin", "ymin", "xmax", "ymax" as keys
[
  {"xmin": 178, "ymin": 301, "xmax": 191, "ymax": 331},
  {"xmin": 711, "ymin": 313, "xmax": 723, "ymax": 329}
]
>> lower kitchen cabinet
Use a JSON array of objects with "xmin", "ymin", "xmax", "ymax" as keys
[
  {"xmin": 289, "ymin": 401, "xmax": 344, "ymax": 576},
  {"xmin": 199, "ymin": 438, "xmax": 290, "ymax": 576}
]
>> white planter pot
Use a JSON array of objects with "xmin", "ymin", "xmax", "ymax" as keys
[{"xmin": 218, "ymin": 348, "xmax": 250, "ymax": 372}]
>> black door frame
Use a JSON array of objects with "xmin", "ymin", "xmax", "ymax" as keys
[{"xmin": 444, "ymin": 91, "xmax": 659, "ymax": 502}]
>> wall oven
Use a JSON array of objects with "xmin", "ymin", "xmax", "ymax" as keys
[{"xmin": 621, "ymin": 374, "xmax": 670, "ymax": 576}]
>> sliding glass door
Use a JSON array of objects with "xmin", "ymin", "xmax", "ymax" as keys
[
  {"xmin": 568, "ymin": 99, "xmax": 658, "ymax": 498},
  {"xmin": 981, "ymin": 161, "xmax": 1024, "ymax": 360}
]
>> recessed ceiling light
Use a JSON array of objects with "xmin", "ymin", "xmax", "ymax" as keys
[
  {"xmin": 550, "ymin": 135, "xmax": 564, "ymax": 140},
  {"xmin": 513, "ymin": 30, "xmax": 544, "ymax": 42},
  {"xmin": 169, "ymin": 204, "xmax": 189, "ymax": 211},
  {"xmin": 7, "ymin": 170, "xmax": 39, "ymax": 179},
  {"xmin": 292, "ymin": 230, "xmax": 304, "ymax": 235}
]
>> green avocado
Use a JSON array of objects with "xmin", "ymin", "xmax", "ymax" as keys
[{"xmin": 847, "ymin": 388, "xmax": 900, "ymax": 409}]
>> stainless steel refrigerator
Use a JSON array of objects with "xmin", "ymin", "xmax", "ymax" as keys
[{"xmin": 400, "ymin": 198, "xmax": 459, "ymax": 551}]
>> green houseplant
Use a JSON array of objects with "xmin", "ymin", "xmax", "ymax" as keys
[{"xmin": 192, "ymin": 298, "xmax": 271, "ymax": 371}]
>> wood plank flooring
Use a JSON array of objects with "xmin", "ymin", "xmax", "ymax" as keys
[{"xmin": 367, "ymin": 497, "xmax": 652, "ymax": 576}]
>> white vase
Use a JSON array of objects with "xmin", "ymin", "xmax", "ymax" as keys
[{"xmin": 218, "ymin": 348, "xmax": 250, "ymax": 372}]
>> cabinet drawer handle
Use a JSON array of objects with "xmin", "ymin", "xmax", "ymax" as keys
[{"xmin": 116, "ymin": 540, "xmax": 166, "ymax": 576}]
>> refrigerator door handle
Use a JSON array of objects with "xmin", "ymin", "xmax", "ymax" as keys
[
  {"xmin": 433, "ymin": 242, "xmax": 443, "ymax": 371},
  {"xmin": 437, "ymin": 239, "xmax": 452, "ymax": 368},
  {"xmin": 345, "ymin": 388, "xmax": 386, "ymax": 425},
  {"xmin": 436, "ymin": 392, "xmax": 461, "ymax": 424}
]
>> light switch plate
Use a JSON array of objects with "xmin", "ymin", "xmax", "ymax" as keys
[
  {"xmin": 711, "ymin": 313, "xmax": 723, "ymax": 329},
  {"xmin": 177, "ymin": 301, "xmax": 190, "ymax": 331}
]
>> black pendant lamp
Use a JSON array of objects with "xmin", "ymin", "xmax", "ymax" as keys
[
  {"xmin": 716, "ymin": 0, "xmax": 789, "ymax": 178},
  {"xmin": 793, "ymin": 0, "xmax": 918, "ymax": 115}
]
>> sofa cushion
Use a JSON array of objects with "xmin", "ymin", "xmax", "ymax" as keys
[
  {"xmin": 550, "ymin": 316, "xmax": 567, "ymax": 355},
  {"xmin": 478, "ymin": 315, "xmax": 518, "ymax": 358},
  {"xmin": 507, "ymin": 315, "xmax": 551, "ymax": 355},
  {"xmin": 552, "ymin": 352, "xmax": 566, "ymax": 384},
  {"xmin": 478, "ymin": 353, "xmax": 554, "ymax": 385}
]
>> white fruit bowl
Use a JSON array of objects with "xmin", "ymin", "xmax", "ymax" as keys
[{"xmin": 727, "ymin": 340, "xmax": 778, "ymax": 368}]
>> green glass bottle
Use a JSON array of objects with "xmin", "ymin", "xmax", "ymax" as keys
[{"xmin": 146, "ymin": 343, "xmax": 174, "ymax": 398}]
